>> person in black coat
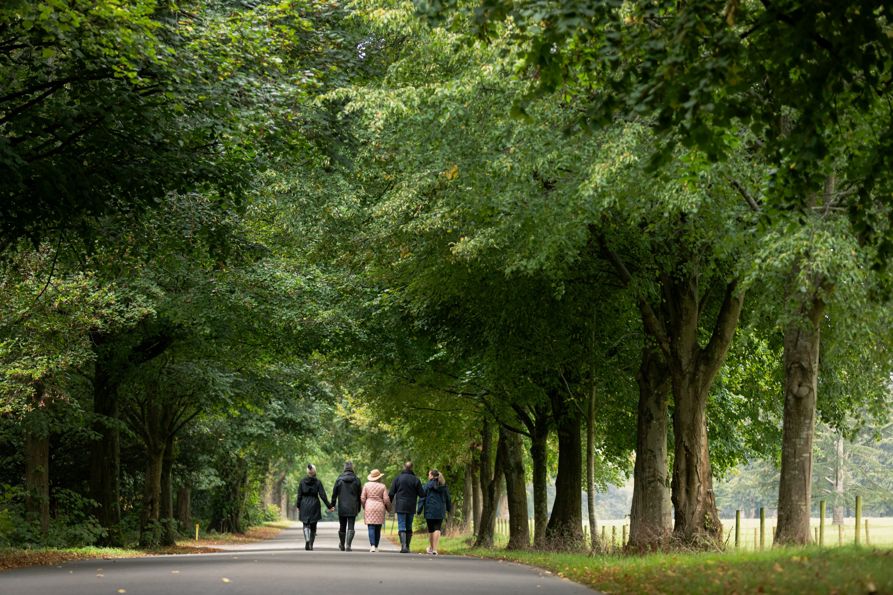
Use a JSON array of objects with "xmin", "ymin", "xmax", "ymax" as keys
[
  {"xmin": 388, "ymin": 460, "xmax": 425, "ymax": 553},
  {"xmin": 417, "ymin": 469, "xmax": 451, "ymax": 555},
  {"xmin": 331, "ymin": 460, "xmax": 362, "ymax": 551},
  {"xmin": 297, "ymin": 464, "xmax": 333, "ymax": 550}
]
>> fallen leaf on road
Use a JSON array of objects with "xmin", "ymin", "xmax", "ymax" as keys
[
  {"xmin": 117, "ymin": 589, "xmax": 126, "ymax": 593},
  {"xmin": 222, "ymin": 577, "xmax": 231, "ymax": 583},
  {"xmin": 171, "ymin": 570, "xmax": 180, "ymax": 574}
]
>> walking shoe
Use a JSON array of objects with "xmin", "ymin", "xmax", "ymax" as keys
[
  {"xmin": 432, "ymin": 551, "xmax": 438, "ymax": 556},
  {"xmin": 370, "ymin": 545, "xmax": 376, "ymax": 552},
  {"xmin": 426, "ymin": 546, "xmax": 433, "ymax": 554}
]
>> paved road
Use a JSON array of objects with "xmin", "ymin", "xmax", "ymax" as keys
[{"xmin": 0, "ymin": 522, "xmax": 596, "ymax": 595}]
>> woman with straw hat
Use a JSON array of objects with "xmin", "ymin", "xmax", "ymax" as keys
[{"xmin": 361, "ymin": 469, "xmax": 391, "ymax": 552}]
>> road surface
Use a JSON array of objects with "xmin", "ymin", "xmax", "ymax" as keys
[{"xmin": 0, "ymin": 522, "xmax": 597, "ymax": 594}]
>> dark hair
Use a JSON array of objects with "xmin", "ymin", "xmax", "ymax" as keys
[
  {"xmin": 404, "ymin": 461, "xmax": 413, "ymax": 470},
  {"xmin": 344, "ymin": 460, "xmax": 354, "ymax": 472},
  {"xmin": 431, "ymin": 469, "xmax": 445, "ymax": 485}
]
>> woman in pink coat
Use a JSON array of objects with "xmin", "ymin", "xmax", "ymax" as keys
[{"xmin": 361, "ymin": 469, "xmax": 391, "ymax": 552}]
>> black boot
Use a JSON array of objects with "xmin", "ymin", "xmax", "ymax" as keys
[
  {"xmin": 406, "ymin": 529, "xmax": 414, "ymax": 553},
  {"xmin": 398, "ymin": 530, "xmax": 408, "ymax": 553},
  {"xmin": 346, "ymin": 530, "xmax": 355, "ymax": 552},
  {"xmin": 310, "ymin": 527, "xmax": 317, "ymax": 551},
  {"xmin": 303, "ymin": 527, "xmax": 311, "ymax": 550},
  {"xmin": 338, "ymin": 531, "xmax": 346, "ymax": 551}
]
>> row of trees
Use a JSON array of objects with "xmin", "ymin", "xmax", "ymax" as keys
[
  {"xmin": 304, "ymin": 1, "xmax": 893, "ymax": 551},
  {"xmin": 2, "ymin": 0, "xmax": 892, "ymax": 554}
]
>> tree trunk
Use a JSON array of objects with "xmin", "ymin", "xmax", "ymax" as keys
[
  {"xmin": 23, "ymin": 379, "xmax": 50, "ymax": 537},
  {"xmin": 671, "ymin": 374, "xmax": 722, "ymax": 545},
  {"xmin": 775, "ymin": 295, "xmax": 824, "ymax": 545},
  {"xmin": 586, "ymin": 382, "xmax": 599, "ymax": 551},
  {"xmin": 462, "ymin": 464, "xmax": 474, "ymax": 532},
  {"xmin": 629, "ymin": 346, "xmax": 672, "ymax": 551},
  {"xmin": 471, "ymin": 451, "xmax": 483, "ymax": 535},
  {"xmin": 272, "ymin": 472, "xmax": 286, "ymax": 520},
  {"xmin": 177, "ymin": 486, "xmax": 191, "ymax": 530},
  {"xmin": 474, "ymin": 420, "xmax": 502, "ymax": 548},
  {"xmin": 833, "ymin": 433, "xmax": 844, "ymax": 525},
  {"xmin": 499, "ymin": 427, "xmax": 529, "ymax": 550},
  {"xmin": 667, "ymin": 278, "xmax": 741, "ymax": 547},
  {"xmin": 160, "ymin": 435, "xmax": 177, "ymax": 546},
  {"xmin": 546, "ymin": 389, "xmax": 583, "ymax": 549},
  {"xmin": 530, "ymin": 408, "xmax": 550, "ymax": 549},
  {"xmin": 601, "ymin": 239, "xmax": 743, "ymax": 549},
  {"xmin": 89, "ymin": 344, "xmax": 123, "ymax": 546},
  {"xmin": 139, "ymin": 436, "xmax": 165, "ymax": 548}
]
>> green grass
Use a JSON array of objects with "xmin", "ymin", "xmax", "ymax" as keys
[{"xmin": 429, "ymin": 534, "xmax": 893, "ymax": 594}]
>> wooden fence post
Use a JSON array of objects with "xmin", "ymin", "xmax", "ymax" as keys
[
  {"xmin": 855, "ymin": 495, "xmax": 862, "ymax": 546},
  {"xmin": 865, "ymin": 519, "xmax": 870, "ymax": 546},
  {"xmin": 838, "ymin": 522, "xmax": 843, "ymax": 546},
  {"xmin": 735, "ymin": 510, "xmax": 740, "ymax": 549},
  {"xmin": 622, "ymin": 524, "xmax": 628, "ymax": 547},
  {"xmin": 612, "ymin": 525, "xmax": 617, "ymax": 550},
  {"xmin": 819, "ymin": 500, "xmax": 825, "ymax": 547}
]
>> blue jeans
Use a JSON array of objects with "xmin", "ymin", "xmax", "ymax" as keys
[
  {"xmin": 367, "ymin": 523, "xmax": 382, "ymax": 546},
  {"xmin": 396, "ymin": 512, "xmax": 414, "ymax": 532}
]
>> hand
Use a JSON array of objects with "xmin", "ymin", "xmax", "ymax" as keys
[{"xmin": 328, "ymin": 507, "xmax": 335, "ymax": 512}]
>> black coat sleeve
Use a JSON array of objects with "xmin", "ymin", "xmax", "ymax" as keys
[{"xmin": 319, "ymin": 482, "xmax": 332, "ymax": 509}]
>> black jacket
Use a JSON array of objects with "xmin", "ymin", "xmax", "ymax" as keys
[
  {"xmin": 297, "ymin": 476, "xmax": 331, "ymax": 523},
  {"xmin": 388, "ymin": 469, "xmax": 425, "ymax": 514},
  {"xmin": 331, "ymin": 471, "xmax": 362, "ymax": 517},
  {"xmin": 417, "ymin": 479, "xmax": 451, "ymax": 520}
]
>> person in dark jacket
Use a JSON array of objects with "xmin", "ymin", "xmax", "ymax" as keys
[
  {"xmin": 331, "ymin": 460, "xmax": 362, "ymax": 551},
  {"xmin": 388, "ymin": 460, "xmax": 425, "ymax": 553},
  {"xmin": 417, "ymin": 469, "xmax": 451, "ymax": 555},
  {"xmin": 297, "ymin": 464, "xmax": 333, "ymax": 550}
]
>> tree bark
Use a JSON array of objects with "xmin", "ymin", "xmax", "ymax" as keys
[
  {"xmin": 546, "ymin": 389, "xmax": 583, "ymax": 549},
  {"xmin": 629, "ymin": 346, "xmax": 672, "ymax": 551},
  {"xmin": 24, "ymin": 380, "xmax": 50, "ymax": 537},
  {"xmin": 775, "ymin": 295, "xmax": 825, "ymax": 545},
  {"xmin": 139, "ymin": 445, "xmax": 165, "ymax": 547},
  {"xmin": 499, "ymin": 427, "xmax": 529, "ymax": 550},
  {"xmin": 471, "ymin": 450, "xmax": 483, "ymax": 535},
  {"xmin": 474, "ymin": 420, "xmax": 502, "ymax": 548},
  {"xmin": 667, "ymin": 278, "xmax": 742, "ymax": 547},
  {"xmin": 160, "ymin": 435, "xmax": 177, "ymax": 546},
  {"xmin": 176, "ymin": 485, "xmax": 191, "ymax": 530},
  {"xmin": 529, "ymin": 406, "xmax": 550, "ymax": 549},
  {"xmin": 586, "ymin": 382, "xmax": 599, "ymax": 551},
  {"xmin": 462, "ymin": 464, "xmax": 474, "ymax": 532},
  {"xmin": 89, "ymin": 341, "xmax": 122, "ymax": 546}
]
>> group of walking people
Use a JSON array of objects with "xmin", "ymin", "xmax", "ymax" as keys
[{"xmin": 296, "ymin": 460, "xmax": 451, "ymax": 555}]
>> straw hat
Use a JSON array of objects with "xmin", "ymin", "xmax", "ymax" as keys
[{"xmin": 367, "ymin": 469, "xmax": 383, "ymax": 481}]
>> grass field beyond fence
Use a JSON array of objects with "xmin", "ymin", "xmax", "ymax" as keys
[
  {"xmin": 481, "ymin": 516, "xmax": 893, "ymax": 550},
  {"xmin": 426, "ymin": 535, "xmax": 893, "ymax": 594}
]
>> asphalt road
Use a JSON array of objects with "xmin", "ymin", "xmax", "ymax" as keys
[{"xmin": 0, "ymin": 522, "xmax": 597, "ymax": 595}]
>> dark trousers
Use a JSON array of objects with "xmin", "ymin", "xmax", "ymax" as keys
[{"xmin": 338, "ymin": 515, "xmax": 356, "ymax": 532}]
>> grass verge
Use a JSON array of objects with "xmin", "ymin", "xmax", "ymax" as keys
[
  {"xmin": 0, "ymin": 522, "xmax": 289, "ymax": 573},
  {"xmin": 424, "ymin": 534, "xmax": 893, "ymax": 594}
]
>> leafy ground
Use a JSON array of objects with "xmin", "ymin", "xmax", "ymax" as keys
[
  {"xmin": 421, "ymin": 534, "xmax": 893, "ymax": 594},
  {"xmin": 0, "ymin": 523, "xmax": 285, "ymax": 573}
]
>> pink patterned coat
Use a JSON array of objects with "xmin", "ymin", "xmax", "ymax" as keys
[{"xmin": 361, "ymin": 481, "xmax": 391, "ymax": 525}]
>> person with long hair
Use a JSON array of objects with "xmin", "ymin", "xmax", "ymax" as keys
[
  {"xmin": 417, "ymin": 469, "xmax": 451, "ymax": 555},
  {"xmin": 297, "ymin": 464, "xmax": 333, "ymax": 550}
]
